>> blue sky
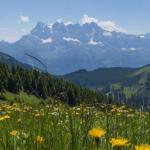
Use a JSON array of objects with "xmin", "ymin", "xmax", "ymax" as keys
[{"xmin": 0, "ymin": 0, "xmax": 150, "ymax": 42}]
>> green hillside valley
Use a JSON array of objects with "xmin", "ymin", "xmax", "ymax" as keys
[{"xmin": 1, "ymin": 0, "xmax": 150, "ymax": 149}]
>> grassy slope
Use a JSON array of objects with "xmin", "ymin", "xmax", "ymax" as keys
[{"xmin": 0, "ymin": 92, "xmax": 46, "ymax": 105}]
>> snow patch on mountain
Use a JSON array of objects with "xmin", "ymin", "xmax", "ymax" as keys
[
  {"xmin": 41, "ymin": 37, "xmax": 52, "ymax": 43},
  {"xmin": 63, "ymin": 37, "xmax": 80, "ymax": 43},
  {"xmin": 48, "ymin": 24, "xmax": 53, "ymax": 29},
  {"xmin": 129, "ymin": 47, "xmax": 136, "ymax": 51},
  {"xmin": 88, "ymin": 39, "xmax": 103, "ymax": 45},
  {"xmin": 121, "ymin": 48, "xmax": 127, "ymax": 51},
  {"xmin": 121, "ymin": 47, "xmax": 137, "ymax": 51},
  {"xmin": 64, "ymin": 21, "xmax": 74, "ymax": 26},
  {"xmin": 103, "ymin": 32, "xmax": 112, "ymax": 36},
  {"xmin": 88, "ymin": 35, "xmax": 103, "ymax": 45},
  {"xmin": 139, "ymin": 35, "xmax": 145, "ymax": 38}
]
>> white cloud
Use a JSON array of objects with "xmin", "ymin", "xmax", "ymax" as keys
[
  {"xmin": 99, "ymin": 21, "xmax": 127, "ymax": 33},
  {"xmin": 19, "ymin": 15, "xmax": 29, "ymax": 23},
  {"xmin": 81, "ymin": 14, "xmax": 127, "ymax": 33}
]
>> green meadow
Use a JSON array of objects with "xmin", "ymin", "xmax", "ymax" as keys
[{"xmin": 0, "ymin": 93, "xmax": 150, "ymax": 150}]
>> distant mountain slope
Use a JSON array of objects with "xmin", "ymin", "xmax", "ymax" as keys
[
  {"xmin": 1, "ymin": 16, "xmax": 150, "ymax": 74},
  {"xmin": 0, "ymin": 52, "xmax": 31, "ymax": 69},
  {"xmin": 62, "ymin": 67, "xmax": 139, "ymax": 87},
  {"xmin": 62, "ymin": 65, "xmax": 150, "ymax": 106}
]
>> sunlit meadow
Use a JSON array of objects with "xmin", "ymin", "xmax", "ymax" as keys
[{"xmin": 0, "ymin": 100, "xmax": 150, "ymax": 150}]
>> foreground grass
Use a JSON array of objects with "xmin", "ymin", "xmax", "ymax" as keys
[{"xmin": 0, "ymin": 100, "xmax": 150, "ymax": 149}]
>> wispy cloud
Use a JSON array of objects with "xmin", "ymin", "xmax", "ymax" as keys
[
  {"xmin": 19, "ymin": 15, "xmax": 29, "ymax": 23},
  {"xmin": 99, "ymin": 20, "xmax": 127, "ymax": 33},
  {"xmin": 81, "ymin": 14, "xmax": 127, "ymax": 33}
]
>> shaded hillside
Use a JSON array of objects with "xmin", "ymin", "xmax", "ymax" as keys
[
  {"xmin": 62, "ymin": 67, "xmax": 140, "ymax": 87},
  {"xmin": 62, "ymin": 65, "xmax": 150, "ymax": 106}
]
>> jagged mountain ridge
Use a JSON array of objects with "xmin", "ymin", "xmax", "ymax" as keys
[{"xmin": 1, "ymin": 16, "xmax": 150, "ymax": 74}]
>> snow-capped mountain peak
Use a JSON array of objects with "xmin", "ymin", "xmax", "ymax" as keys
[
  {"xmin": 1, "ymin": 16, "xmax": 150, "ymax": 74},
  {"xmin": 31, "ymin": 22, "xmax": 51, "ymax": 39}
]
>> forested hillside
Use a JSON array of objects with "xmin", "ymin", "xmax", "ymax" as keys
[
  {"xmin": 0, "ymin": 63, "xmax": 108, "ymax": 105},
  {"xmin": 62, "ymin": 65, "xmax": 150, "ymax": 107}
]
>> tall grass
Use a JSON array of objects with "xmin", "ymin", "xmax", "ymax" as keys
[{"xmin": 0, "ymin": 101, "xmax": 150, "ymax": 150}]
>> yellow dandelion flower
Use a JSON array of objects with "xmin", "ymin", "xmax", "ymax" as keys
[
  {"xmin": 0, "ymin": 115, "xmax": 10, "ymax": 121},
  {"xmin": 10, "ymin": 130, "xmax": 20, "ymax": 137},
  {"xmin": 36, "ymin": 136, "xmax": 44, "ymax": 144},
  {"xmin": 88, "ymin": 128, "xmax": 106, "ymax": 138},
  {"xmin": 110, "ymin": 137, "xmax": 128, "ymax": 148},
  {"xmin": 135, "ymin": 144, "xmax": 150, "ymax": 150}
]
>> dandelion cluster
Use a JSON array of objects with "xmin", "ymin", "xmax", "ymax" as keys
[{"xmin": 0, "ymin": 102, "xmax": 149, "ymax": 149}]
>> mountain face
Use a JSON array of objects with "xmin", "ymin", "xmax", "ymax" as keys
[{"xmin": 1, "ymin": 16, "xmax": 150, "ymax": 74}]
